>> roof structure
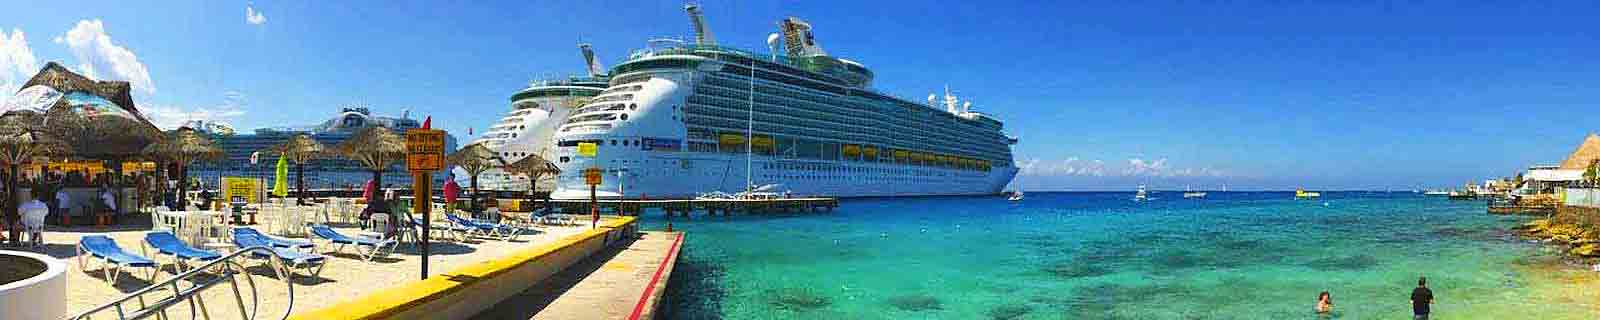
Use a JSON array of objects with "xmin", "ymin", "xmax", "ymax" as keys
[
  {"xmin": 1559, "ymin": 133, "xmax": 1600, "ymax": 170},
  {"xmin": 16, "ymin": 61, "xmax": 156, "ymax": 128}
]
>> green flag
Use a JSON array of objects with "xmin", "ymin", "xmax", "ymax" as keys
[{"xmin": 273, "ymin": 155, "xmax": 289, "ymax": 197}]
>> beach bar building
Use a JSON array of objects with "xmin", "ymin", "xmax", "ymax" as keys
[{"xmin": 2, "ymin": 62, "xmax": 164, "ymax": 218}]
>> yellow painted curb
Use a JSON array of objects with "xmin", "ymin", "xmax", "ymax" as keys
[{"xmin": 289, "ymin": 216, "xmax": 637, "ymax": 320}]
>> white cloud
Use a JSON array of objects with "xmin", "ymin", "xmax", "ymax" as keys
[
  {"xmin": 142, "ymin": 91, "xmax": 248, "ymax": 130},
  {"xmin": 1020, "ymin": 157, "xmax": 1108, "ymax": 177},
  {"xmin": 1020, "ymin": 156, "xmax": 1228, "ymax": 178},
  {"xmin": 246, "ymin": 5, "xmax": 267, "ymax": 25},
  {"xmin": 1124, "ymin": 158, "xmax": 1169, "ymax": 176},
  {"xmin": 57, "ymin": 19, "xmax": 155, "ymax": 95},
  {"xmin": 1, "ymin": 28, "xmax": 40, "ymax": 105}
]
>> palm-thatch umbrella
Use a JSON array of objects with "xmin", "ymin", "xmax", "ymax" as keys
[
  {"xmin": 446, "ymin": 143, "xmax": 503, "ymax": 211},
  {"xmin": 262, "ymin": 133, "xmax": 325, "ymax": 204},
  {"xmin": 334, "ymin": 126, "xmax": 404, "ymax": 215},
  {"xmin": 503, "ymin": 153, "xmax": 561, "ymax": 199},
  {"xmin": 0, "ymin": 112, "xmax": 68, "ymax": 244},
  {"xmin": 142, "ymin": 127, "xmax": 224, "ymax": 208}
]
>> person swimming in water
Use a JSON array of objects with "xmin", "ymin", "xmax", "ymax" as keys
[{"xmin": 1315, "ymin": 291, "xmax": 1334, "ymax": 314}]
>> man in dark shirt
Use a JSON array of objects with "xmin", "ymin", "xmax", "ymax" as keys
[{"xmin": 1410, "ymin": 276, "xmax": 1434, "ymax": 319}]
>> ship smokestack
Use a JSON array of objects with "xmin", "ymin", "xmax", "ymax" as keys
[
  {"xmin": 579, "ymin": 43, "xmax": 605, "ymax": 77},
  {"xmin": 779, "ymin": 17, "xmax": 827, "ymax": 57},
  {"xmin": 685, "ymin": 3, "xmax": 716, "ymax": 46}
]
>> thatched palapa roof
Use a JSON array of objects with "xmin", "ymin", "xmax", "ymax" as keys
[
  {"xmin": 1560, "ymin": 133, "xmax": 1600, "ymax": 170},
  {"xmin": 19, "ymin": 62, "xmax": 153, "ymax": 127}
]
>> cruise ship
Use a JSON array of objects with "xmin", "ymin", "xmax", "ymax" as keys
[
  {"xmin": 549, "ymin": 5, "xmax": 1018, "ymax": 199},
  {"xmin": 471, "ymin": 44, "xmax": 611, "ymax": 191}
]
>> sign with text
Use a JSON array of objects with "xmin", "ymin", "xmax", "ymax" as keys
[
  {"xmin": 220, "ymin": 177, "xmax": 261, "ymax": 204},
  {"xmin": 577, "ymin": 142, "xmax": 598, "ymax": 157},
  {"xmin": 406, "ymin": 129, "xmax": 446, "ymax": 171},
  {"xmin": 584, "ymin": 167, "xmax": 603, "ymax": 186}
]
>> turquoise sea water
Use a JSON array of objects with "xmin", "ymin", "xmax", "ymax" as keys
[{"xmin": 649, "ymin": 192, "xmax": 1600, "ymax": 319}]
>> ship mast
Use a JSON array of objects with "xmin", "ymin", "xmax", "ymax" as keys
[
  {"xmin": 579, "ymin": 43, "xmax": 604, "ymax": 77},
  {"xmin": 685, "ymin": 3, "xmax": 716, "ymax": 46}
]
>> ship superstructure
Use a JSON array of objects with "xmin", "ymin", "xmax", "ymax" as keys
[
  {"xmin": 472, "ymin": 44, "xmax": 610, "ymax": 191},
  {"xmin": 549, "ymin": 6, "xmax": 1018, "ymax": 199}
]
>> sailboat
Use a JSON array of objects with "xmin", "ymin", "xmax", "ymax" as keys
[
  {"xmin": 1007, "ymin": 172, "xmax": 1024, "ymax": 201},
  {"xmin": 1183, "ymin": 185, "xmax": 1207, "ymax": 199},
  {"xmin": 1134, "ymin": 185, "xmax": 1149, "ymax": 201}
]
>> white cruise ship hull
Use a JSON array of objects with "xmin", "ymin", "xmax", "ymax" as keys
[{"xmin": 550, "ymin": 151, "xmax": 1018, "ymax": 199}]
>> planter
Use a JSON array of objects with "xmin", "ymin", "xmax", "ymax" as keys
[{"xmin": 0, "ymin": 250, "xmax": 67, "ymax": 319}]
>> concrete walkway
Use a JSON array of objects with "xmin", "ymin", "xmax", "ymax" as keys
[{"xmin": 475, "ymin": 231, "xmax": 683, "ymax": 320}]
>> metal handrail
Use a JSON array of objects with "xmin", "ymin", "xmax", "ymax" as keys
[{"xmin": 68, "ymin": 246, "xmax": 296, "ymax": 320}]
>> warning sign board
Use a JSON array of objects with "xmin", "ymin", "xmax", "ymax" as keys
[
  {"xmin": 406, "ymin": 129, "xmax": 446, "ymax": 171},
  {"xmin": 584, "ymin": 167, "xmax": 603, "ymax": 186}
]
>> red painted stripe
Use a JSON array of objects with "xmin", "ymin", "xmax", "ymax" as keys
[{"xmin": 627, "ymin": 232, "xmax": 684, "ymax": 320}]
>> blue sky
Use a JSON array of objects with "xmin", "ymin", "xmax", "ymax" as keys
[{"xmin": 2, "ymin": 1, "xmax": 1598, "ymax": 190}]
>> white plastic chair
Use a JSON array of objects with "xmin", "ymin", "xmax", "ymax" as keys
[{"xmin": 22, "ymin": 205, "xmax": 48, "ymax": 248}]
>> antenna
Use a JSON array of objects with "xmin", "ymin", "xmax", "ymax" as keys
[
  {"xmin": 685, "ymin": 3, "xmax": 716, "ymax": 46},
  {"xmin": 579, "ymin": 43, "xmax": 605, "ymax": 77}
]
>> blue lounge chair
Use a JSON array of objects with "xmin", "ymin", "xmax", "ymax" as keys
[
  {"xmin": 529, "ymin": 210, "xmax": 574, "ymax": 226},
  {"xmin": 309, "ymin": 224, "xmax": 397, "ymax": 261},
  {"xmin": 446, "ymin": 212, "xmax": 522, "ymax": 241},
  {"xmin": 232, "ymin": 227, "xmax": 315, "ymax": 251},
  {"xmin": 142, "ymin": 231, "xmax": 223, "ymax": 273},
  {"xmin": 406, "ymin": 214, "xmax": 470, "ymax": 242},
  {"xmin": 78, "ymin": 235, "xmax": 159, "ymax": 283},
  {"xmin": 232, "ymin": 229, "xmax": 327, "ymax": 280}
]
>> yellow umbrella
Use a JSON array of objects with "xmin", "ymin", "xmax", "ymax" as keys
[{"xmin": 273, "ymin": 155, "xmax": 288, "ymax": 197}]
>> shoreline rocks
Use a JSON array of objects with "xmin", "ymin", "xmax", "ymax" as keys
[{"xmin": 1516, "ymin": 219, "xmax": 1600, "ymax": 263}]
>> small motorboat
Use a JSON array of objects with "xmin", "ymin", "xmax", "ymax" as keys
[{"xmin": 1295, "ymin": 188, "xmax": 1321, "ymax": 199}]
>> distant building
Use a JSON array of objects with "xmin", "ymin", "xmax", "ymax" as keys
[{"xmin": 187, "ymin": 107, "xmax": 459, "ymax": 190}]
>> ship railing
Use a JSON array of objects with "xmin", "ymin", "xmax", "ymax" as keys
[{"xmin": 67, "ymin": 246, "xmax": 294, "ymax": 320}]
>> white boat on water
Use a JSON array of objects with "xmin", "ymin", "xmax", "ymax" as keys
[
  {"xmin": 1007, "ymin": 191, "xmax": 1024, "ymax": 201},
  {"xmin": 1182, "ymin": 185, "xmax": 1206, "ymax": 199},
  {"xmin": 1134, "ymin": 185, "xmax": 1149, "ymax": 201}
]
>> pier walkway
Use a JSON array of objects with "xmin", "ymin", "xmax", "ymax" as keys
[
  {"xmin": 549, "ymin": 197, "xmax": 838, "ymax": 217},
  {"xmin": 474, "ymin": 231, "xmax": 684, "ymax": 320}
]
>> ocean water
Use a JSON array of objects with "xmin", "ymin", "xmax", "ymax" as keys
[{"xmin": 647, "ymin": 192, "xmax": 1600, "ymax": 319}]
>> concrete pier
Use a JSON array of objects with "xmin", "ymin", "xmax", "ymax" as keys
[{"xmin": 474, "ymin": 231, "xmax": 684, "ymax": 320}]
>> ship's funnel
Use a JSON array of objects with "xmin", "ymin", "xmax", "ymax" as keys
[
  {"xmin": 779, "ymin": 17, "xmax": 826, "ymax": 57},
  {"xmin": 685, "ymin": 3, "xmax": 716, "ymax": 46},
  {"xmin": 579, "ymin": 43, "xmax": 605, "ymax": 77}
]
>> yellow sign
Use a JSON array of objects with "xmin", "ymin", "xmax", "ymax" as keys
[
  {"xmin": 584, "ymin": 167, "xmax": 603, "ymax": 186},
  {"xmin": 577, "ymin": 142, "xmax": 598, "ymax": 157},
  {"xmin": 406, "ymin": 129, "xmax": 446, "ymax": 171},
  {"xmin": 221, "ymin": 177, "xmax": 262, "ymax": 204}
]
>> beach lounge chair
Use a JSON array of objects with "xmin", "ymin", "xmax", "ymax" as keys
[
  {"xmin": 142, "ymin": 231, "xmax": 223, "ymax": 273},
  {"xmin": 232, "ymin": 227, "xmax": 315, "ymax": 252},
  {"xmin": 309, "ymin": 224, "xmax": 397, "ymax": 261},
  {"xmin": 529, "ymin": 210, "xmax": 574, "ymax": 226},
  {"xmin": 406, "ymin": 214, "xmax": 470, "ymax": 242},
  {"xmin": 445, "ymin": 212, "xmax": 523, "ymax": 241},
  {"xmin": 77, "ymin": 235, "xmax": 159, "ymax": 283},
  {"xmin": 232, "ymin": 229, "xmax": 327, "ymax": 280}
]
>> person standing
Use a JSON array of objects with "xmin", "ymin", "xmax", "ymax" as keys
[
  {"xmin": 55, "ymin": 188, "xmax": 70, "ymax": 224},
  {"xmin": 1410, "ymin": 276, "xmax": 1434, "ymax": 319}
]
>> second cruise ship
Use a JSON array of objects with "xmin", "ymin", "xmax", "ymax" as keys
[
  {"xmin": 472, "ymin": 44, "xmax": 610, "ymax": 191},
  {"xmin": 550, "ymin": 5, "xmax": 1018, "ymax": 199}
]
